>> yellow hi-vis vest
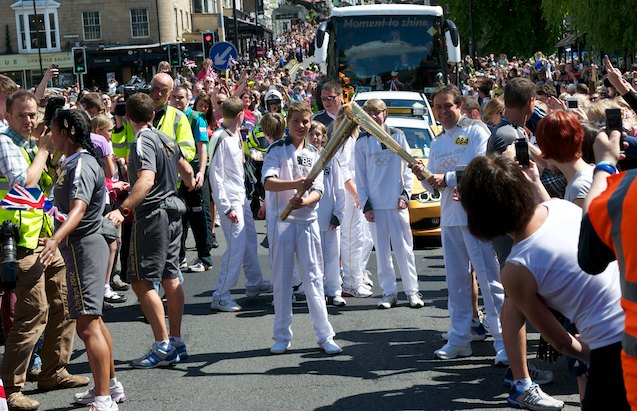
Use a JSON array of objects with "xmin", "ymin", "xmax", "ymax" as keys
[
  {"xmin": 111, "ymin": 105, "xmax": 196, "ymax": 162},
  {"xmin": 0, "ymin": 147, "xmax": 53, "ymax": 249}
]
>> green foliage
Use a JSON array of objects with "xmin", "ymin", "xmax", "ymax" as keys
[
  {"xmin": 542, "ymin": 0, "xmax": 636, "ymax": 52},
  {"xmin": 446, "ymin": 0, "xmax": 563, "ymax": 57}
]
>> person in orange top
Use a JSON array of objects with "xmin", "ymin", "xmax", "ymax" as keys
[{"xmin": 579, "ymin": 129, "xmax": 636, "ymax": 408}]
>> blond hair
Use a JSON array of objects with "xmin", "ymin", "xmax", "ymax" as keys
[
  {"xmin": 483, "ymin": 97, "xmax": 504, "ymax": 125},
  {"xmin": 91, "ymin": 114, "xmax": 113, "ymax": 132}
]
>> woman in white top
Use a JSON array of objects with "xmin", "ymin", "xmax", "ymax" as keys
[{"xmin": 458, "ymin": 154, "xmax": 629, "ymax": 411}]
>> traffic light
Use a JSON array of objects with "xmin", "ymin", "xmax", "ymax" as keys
[
  {"xmin": 202, "ymin": 32, "xmax": 216, "ymax": 59},
  {"xmin": 72, "ymin": 47, "xmax": 87, "ymax": 74},
  {"xmin": 167, "ymin": 43, "xmax": 181, "ymax": 67}
]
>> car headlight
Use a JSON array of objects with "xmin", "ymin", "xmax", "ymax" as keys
[{"xmin": 411, "ymin": 189, "xmax": 441, "ymax": 203}]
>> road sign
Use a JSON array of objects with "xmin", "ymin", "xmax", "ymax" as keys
[
  {"xmin": 210, "ymin": 41, "xmax": 238, "ymax": 70},
  {"xmin": 256, "ymin": 47, "xmax": 265, "ymax": 58}
]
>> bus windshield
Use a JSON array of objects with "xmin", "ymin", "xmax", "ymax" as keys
[{"xmin": 331, "ymin": 15, "xmax": 444, "ymax": 93}]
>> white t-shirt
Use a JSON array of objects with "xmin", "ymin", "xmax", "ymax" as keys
[
  {"xmin": 427, "ymin": 117, "xmax": 490, "ymax": 227},
  {"xmin": 209, "ymin": 127, "xmax": 245, "ymax": 214},
  {"xmin": 507, "ymin": 199, "xmax": 624, "ymax": 350},
  {"xmin": 564, "ymin": 165, "xmax": 593, "ymax": 203},
  {"xmin": 317, "ymin": 157, "xmax": 345, "ymax": 230},
  {"xmin": 262, "ymin": 136, "xmax": 324, "ymax": 223}
]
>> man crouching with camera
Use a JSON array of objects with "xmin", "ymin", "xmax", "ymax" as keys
[{"xmin": 0, "ymin": 90, "xmax": 88, "ymax": 410}]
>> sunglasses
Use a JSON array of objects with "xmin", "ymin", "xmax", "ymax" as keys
[{"xmin": 321, "ymin": 96, "xmax": 338, "ymax": 102}]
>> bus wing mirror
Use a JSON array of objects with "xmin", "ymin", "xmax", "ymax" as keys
[
  {"xmin": 444, "ymin": 20, "xmax": 462, "ymax": 64},
  {"xmin": 316, "ymin": 21, "xmax": 327, "ymax": 49}
]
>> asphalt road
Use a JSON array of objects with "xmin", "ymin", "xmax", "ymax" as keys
[{"xmin": 5, "ymin": 221, "xmax": 581, "ymax": 410}]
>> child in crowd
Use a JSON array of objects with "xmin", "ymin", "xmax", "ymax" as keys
[
  {"xmin": 262, "ymin": 102, "xmax": 341, "ymax": 355},
  {"xmin": 307, "ymin": 121, "xmax": 346, "ymax": 307}
]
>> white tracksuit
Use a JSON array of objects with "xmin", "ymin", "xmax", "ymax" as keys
[
  {"xmin": 338, "ymin": 137, "xmax": 374, "ymax": 290},
  {"xmin": 209, "ymin": 127, "xmax": 263, "ymax": 300},
  {"xmin": 317, "ymin": 157, "xmax": 345, "ymax": 297},
  {"xmin": 355, "ymin": 125, "xmax": 420, "ymax": 297},
  {"xmin": 262, "ymin": 137, "xmax": 335, "ymax": 345},
  {"xmin": 428, "ymin": 116, "xmax": 505, "ymax": 352}
]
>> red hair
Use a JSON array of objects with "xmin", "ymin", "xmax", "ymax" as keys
[{"xmin": 536, "ymin": 110, "xmax": 583, "ymax": 163}]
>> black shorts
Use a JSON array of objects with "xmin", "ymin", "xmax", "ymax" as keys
[
  {"xmin": 127, "ymin": 208, "xmax": 182, "ymax": 282},
  {"xmin": 582, "ymin": 341, "xmax": 630, "ymax": 411},
  {"xmin": 60, "ymin": 233, "xmax": 109, "ymax": 319}
]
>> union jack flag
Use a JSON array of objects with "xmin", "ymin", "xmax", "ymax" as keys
[{"xmin": 0, "ymin": 186, "xmax": 67, "ymax": 222}]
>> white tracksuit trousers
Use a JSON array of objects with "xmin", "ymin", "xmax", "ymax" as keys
[
  {"xmin": 320, "ymin": 227, "xmax": 341, "ymax": 297},
  {"xmin": 213, "ymin": 199, "xmax": 264, "ymax": 300},
  {"xmin": 341, "ymin": 193, "xmax": 373, "ymax": 289},
  {"xmin": 368, "ymin": 209, "xmax": 420, "ymax": 296},
  {"xmin": 442, "ymin": 226, "xmax": 504, "ymax": 352},
  {"xmin": 269, "ymin": 218, "xmax": 335, "ymax": 344}
]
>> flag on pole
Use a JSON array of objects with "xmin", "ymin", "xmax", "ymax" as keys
[{"xmin": 0, "ymin": 186, "xmax": 67, "ymax": 222}]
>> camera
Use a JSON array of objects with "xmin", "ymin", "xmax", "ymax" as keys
[
  {"xmin": 0, "ymin": 220, "xmax": 20, "ymax": 289},
  {"xmin": 118, "ymin": 76, "xmax": 152, "ymax": 100},
  {"xmin": 566, "ymin": 97, "xmax": 579, "ymax": 110}
]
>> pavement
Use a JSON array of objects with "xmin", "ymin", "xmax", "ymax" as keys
[{"xmin": 2, "ymin": 220, "xmax": 581, "ymax": 410}]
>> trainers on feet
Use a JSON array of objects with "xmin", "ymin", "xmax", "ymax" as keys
[
  {"xmin": 87, "ymin": 400, "xmax": 119, "ymax": 411},
  {"xmin": 270, "ymin": 341, "xmax": 291, "ymax": 354},
  {"xmin": 171, "ymin": 340, "xmax": 188, "ymax": 361},
  {"xmin": 188, "ymin": 258, "xmax": 211, "ymax": 273},
  {"xmin": 504, "ymin": 363, "xmax": 554, "ymax": 390},
  {"xmin": 434, "ymin": 342, "xmax": 472, "ymax": 359},
  {"xmin": 408, "ymin": 292, "xmax": 425, "ymax": 308},
  {"xmin": 326, "ymin": 295, "xmax": 347, "ymax": 307},
  {"xmin": 74, "ymin": 382, "xmax": 127, "ymax": 405},
  {"xmin": 211, "ymin": 297, "xmax": 242, "ymax": 312},
  {"xmin": 131, "ymin": 345, "xmax": 180, "ymax": 368},
  {"xmin": 7, "ymin": 392, "xmax": 39, "ymax": 410},
  {"xmin": 342, "ymin": 285, "xmax": 373, "ymax": 298},
  {"xmin": 377, "ymin": 294, "xmax": 398, "ymax": 309},
  {"xmin": 110, "ymin": 274, "xmax": 130, "ymax": 291},
  {"xmin": 495, "ymin": 349, "xmax": 509, "ymax": 367},
  {"xmin": 320, "ymin": 339, "xmax": 342, "ymax": 355},
  {"xmin": 362, "ymin": 270, "xmax": 374, "ymax": 288},
  {"xmin": 210, "ymin": 234, "xmax": 219, "ymax": 248},
  {"xmin": 246, "ymin": 280, "xmax": 274, "ymax": 298},
  {"xmin": 104, "ymin": 286, "xmax": 126, "ymax": 304},
  {"xmin": 507, "ymin": 383, "xmax": 564, "ymax": 410},
  {"xmin": 179, "ymin": 258, "xmax": 188, "ymax": 270}
]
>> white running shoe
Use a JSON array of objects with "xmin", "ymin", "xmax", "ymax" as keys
[
  {"xmin": 270, "ymin": 341, "xmax": 291, "ymax": 355},
  {"xmin": 74, "ymin": 382, "xmax": 127, "ymax": 405},
  {"xmin": 408, "ymin": 293, "xmax": 425, "ymax": 308},
  {"xmin": 377, "ymin": 294, "xmax": 398, "ymax": 309},
  {"xmin": 246, "ymin": 280, "xmax": 274, "ymax": 298},
  {"xmin": 210, "ymin": 297, "xmax": 242, "ymax": 312},
  {"xmin": 320, "ymin": 339, "xmax": 342, "ymax": 355},
  {"xmin": 434, "ymin": 342, "xmax": 472, "ymax": 359}
]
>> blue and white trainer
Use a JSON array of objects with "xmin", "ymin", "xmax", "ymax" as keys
[{"xmin": 131, "ymin": 345, "xmax": 180, "ymax": 369}]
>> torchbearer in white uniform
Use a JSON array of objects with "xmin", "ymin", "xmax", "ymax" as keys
[
  {"xmin": 338, "ymin": 133, "xmax": 374, "ymax": 298},
  {"xmin": 262, "ymin": 102, "xmax": 341, "ymax": 355},
  {"xmin": 418, "ymin": 85, "xmax": 506, "ymax": 362},
  {"xmin": 308, "ymin": 121, "xmax": 346, "ymax": 307},
  {"xmin": 209, "ymin": 97, "xmax": 272, "ymax": 313},
  {"xmin": 355, "ymin": 99, "xmax": 424, "ymax": 309}
]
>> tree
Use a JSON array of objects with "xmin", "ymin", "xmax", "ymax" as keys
[
  {"xmin": 446, "ymin": 0, "xmax": 563, "ymax": 58},
  {"xmin": 542, "ymin": 0, "xmax": 637, "ymax": 52}
]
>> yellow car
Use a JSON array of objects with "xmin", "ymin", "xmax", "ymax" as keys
[{"xmin": 384, "ymin": 117, "xmax": 441, "ymax": 237}]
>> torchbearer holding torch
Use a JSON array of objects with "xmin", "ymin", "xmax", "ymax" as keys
[
  {"xmin": 354, "ymin": 99, "xmax": 425, "ymax": 310},
  {"xmin": 262, "ymin": 102, "xmax": 343, "ymax": 355}
]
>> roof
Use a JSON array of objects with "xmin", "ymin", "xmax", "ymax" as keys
[
  {"xmin": 555, "ymin": 32, "xmax": 585, "ymax": 48},
  {"xmin": 331, "ymin": 4, "xmax": 443, "ymax": 17},
  {"xmin": 385, "ymin": 117, "xmax": 431, "ymax": 130}
]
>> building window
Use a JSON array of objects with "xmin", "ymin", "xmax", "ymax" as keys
[
  {"xmin": 82, "ymin": 11, "xmax": 101, "ymax": 41},
  {"xmin": 130, "ymin": 8, "xmax": 149, "ymax": 38},
  {"xmin": 11, "ymin": 0, "xmax": 61, "ymax": 53}
]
